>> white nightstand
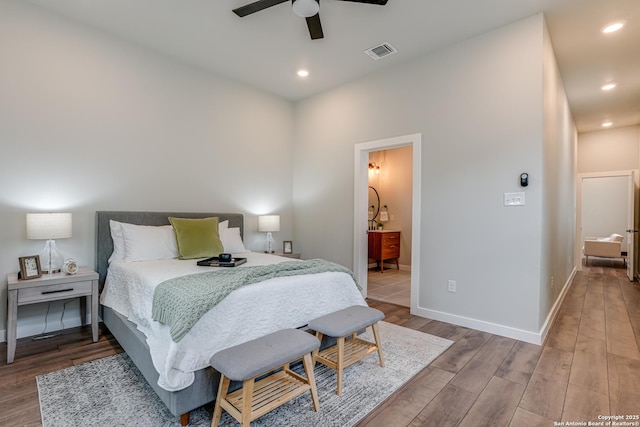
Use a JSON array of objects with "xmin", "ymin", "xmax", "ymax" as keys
[
  {"xmin": 6, "ymin": 267, "xmax": 99, "ymax": 364},
  {"xmin": 272, "ymin": 252, "xmax": 301, "ymax": 259}
]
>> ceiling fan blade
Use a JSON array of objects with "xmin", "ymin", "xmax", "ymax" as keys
[
  {"xmin": 337, "ymin": 0, "xmax": 388, "ymax": 4},
  {"xmin": 233, "ymin": 0, "xmax": 289, "ymax": 17},
  {"xmin": 306, "ymin": 13, "xmax": 324, "ymax": 40}
]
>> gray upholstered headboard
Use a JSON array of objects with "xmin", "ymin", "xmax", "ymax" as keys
[{"xmin": 95, "ymin": 211, "xmax": 244, "ymax": 289}]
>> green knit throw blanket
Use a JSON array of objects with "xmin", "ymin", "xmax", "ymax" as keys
[{"xmin": 152, "ymin": 259, "xmax": 357, "ymax": 342}]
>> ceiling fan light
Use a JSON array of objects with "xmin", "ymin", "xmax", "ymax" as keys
[
  {"xmin": 292, "ymin": 0, "xmax": 319, "ymax": 18},
  {"xmin": 602, "ymin": 22, "xmax": 624, "ymax": 33}
]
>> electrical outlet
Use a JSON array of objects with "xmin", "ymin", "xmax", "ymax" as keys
[
  {"xmin": 551, "ymin": 276, "xmax": 555, "ymax": 289},
  {"xmin": 448, "ymin": 280, "xmax": 456, "ymax": 293}
]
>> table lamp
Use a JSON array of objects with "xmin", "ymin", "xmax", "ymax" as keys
[
  {"xmin": 258, "ymin": 215, "xmax": 280, "ymax": 253},
  {"xmin": 26, "ymin": 213, "xmax": 72, "ymax": 273}
]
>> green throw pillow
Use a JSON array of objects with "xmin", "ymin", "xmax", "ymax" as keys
[{"xmin": 168, "ymin": 217, "xmax": 224, "ymax": 260}]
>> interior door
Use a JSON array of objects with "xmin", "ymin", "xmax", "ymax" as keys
[{"xmin": 626, "ymin": 172, "xmax": 636, "ymax": 281}]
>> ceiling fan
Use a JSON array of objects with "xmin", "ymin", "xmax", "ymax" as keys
[{"xmin": 233, "ymin": 0, "xmax": 389, "ymax": 40}]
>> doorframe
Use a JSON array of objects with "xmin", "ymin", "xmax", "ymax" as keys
[
  {"xmin": 353, "ymin": 133, "xmax": 422, "ymax": 314},
  {"xmin": 576, "ymin": 170, "xmax": 638, "ymax": 280}
]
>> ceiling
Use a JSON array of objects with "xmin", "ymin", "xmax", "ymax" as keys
[{"xmin": 26, "ymin": 0, "xmax": 640, "ymax": 133}]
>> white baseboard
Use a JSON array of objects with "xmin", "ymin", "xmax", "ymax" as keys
[
  {"xmin": 537, "ymin": 267, "xmax": 577, "ymax": 344},
  {"xmin": 414, "ymin": 267, "xmax": 577, "ymax": 345},
  {"xmin": 414, "ymin": 306, "xmax": 544, "ymax": 344}
]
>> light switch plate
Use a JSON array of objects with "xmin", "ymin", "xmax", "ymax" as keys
[{"xmin": 504, "ymin": 192, "xmax": 525, "ymax": 206}]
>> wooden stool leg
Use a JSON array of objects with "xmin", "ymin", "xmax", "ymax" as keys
[
  {"xmin": 241, "ymin": 379, "xmax": 254, "ymax": 427},
  {"xmin": 371, "ymin": 323, "xmax": 385, "ymax": 367},
  {"xmin": 302, "ymin": 352, "xmax": 320, "ymax": 411},
  {"xmin": 313, "ymin": 332, "xmax": 324, "ymax": 366},
  {"xmin": 211, "ymin": 375, "xmax": 230, "ymax": 427},
  {"xmin": 336, "ymin": 336, "xmax": 345, "ymax": 395}
]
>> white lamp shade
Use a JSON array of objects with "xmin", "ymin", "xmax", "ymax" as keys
[
  {"xmin": 292, "ymin": 0, "xmax": 319, "ymax": 18},
  {"xmin": 26, "ymin": 213, "xmax": 72, "ymax": 240},
  {"xmin": 258, "ymin": 215, "xmax": 280, "ymax": 232}
]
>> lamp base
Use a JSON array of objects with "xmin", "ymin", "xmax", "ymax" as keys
[
  {"xmin": 38, "ymin": 239, "xmax": 64, "ymax": 274},
  {"xmin": 265, "ymin": 232, "xmax": 275, "ymax": 254}
]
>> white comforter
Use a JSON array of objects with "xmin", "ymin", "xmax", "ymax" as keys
[{"xmin": 99, "ymin": 252, "xmax": 366, "ymax": 391}]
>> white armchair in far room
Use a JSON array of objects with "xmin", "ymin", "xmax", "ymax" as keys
[{"xmin": 583, "ymin": 233, "xmax": 626, "ymax": 266}]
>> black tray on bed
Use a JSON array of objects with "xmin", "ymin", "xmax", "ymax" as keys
[{"xmin": 197, "ymin": 256, "xmax": 247, "ymax": 267}]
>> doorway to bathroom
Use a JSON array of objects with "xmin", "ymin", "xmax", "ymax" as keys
[
  {"xmin": 366, "ymin": 147, "xmax": 412, "ymax": 307},
  {"xmin": 353, "ymin": 133, "xmax": 422, "ymax": 314}
]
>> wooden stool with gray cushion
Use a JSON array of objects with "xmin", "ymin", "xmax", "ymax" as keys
[
  {"xmin": 308, "ymin": 305, "xmax": 385, "ymax": 396},
  {"xmin": 210, "ymin": 329, "xmax": 320, "ymax": 427}
]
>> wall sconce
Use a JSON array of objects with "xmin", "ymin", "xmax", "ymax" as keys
[
  {"xmin": 26, "ymin": 212, "xmax": 72, "ymax": 273},
  {"xmin": 368, "ymin": 162, "xmax": 380, "ymax": 174},
  {"xmin": 258, "ymin": 215, "xmax": 280, "ymax": 253}
]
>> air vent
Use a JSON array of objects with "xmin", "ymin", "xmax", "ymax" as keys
[{"xmin": 364, "ymin": 42, "xmax": 397, "ymax": 60}]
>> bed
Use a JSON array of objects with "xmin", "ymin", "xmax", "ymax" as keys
[{"xmin": 95, "ymin": 211, "xmax": 366, "ymax": 425}]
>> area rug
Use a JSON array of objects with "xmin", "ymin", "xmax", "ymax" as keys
[{"xmin": 37, "ymin": 322, "xmax": 452, "ymax": 427}]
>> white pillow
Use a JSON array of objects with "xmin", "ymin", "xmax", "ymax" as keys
[
  {"xmin": 108, "ymin": 220, "xmax": 126, "ymax": 263},
  {"xmin": 218, "ymin": 220, "xmax": 229, "ymax": 231},
  {"xmin": 220, "ymin": 227, "xmax": 249, "ymax": 253},
  {"xmin": 610, "ymin": 233, "xmax": 624, "ymax": 242},
  {"xmin": 120, "ymin": 222, "xmax": 178, "ymax": 262}
]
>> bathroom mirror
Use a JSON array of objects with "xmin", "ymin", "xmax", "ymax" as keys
[{"xmin": 368, "ymin": 186, "xmax": 380, "ymax": 229}]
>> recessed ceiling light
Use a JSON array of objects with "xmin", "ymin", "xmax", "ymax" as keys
[
  {"xmin": 602, "ymin": 121, "xmax": 613, "ymax": 127},
  {"xmin": 601, "ymin": 83, "xmax": 617, "ymax": 91},
  {"xmin": 297, "ymin": 69, "xmax": 309, "ymax": 77},
  {"xmin": 602, "ymin": 22, "xmax": 624, "ymax": 33}
]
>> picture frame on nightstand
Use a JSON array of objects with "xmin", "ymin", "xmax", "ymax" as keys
[
  {"xmin": 283, "ymin": 241, "xmax": 293, "ymax": 254},
  {"xmin": 18, "ymin": 255, "xmax": 42, "ymax": 280}
]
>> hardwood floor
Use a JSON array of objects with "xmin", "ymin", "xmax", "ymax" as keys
[
  {"xmin": 1, "ymin": 259, "xmax": 639, "ymax": 426},
  {"xmin": 0, "ymin": 326, "xmax": 122, "ymax": 427},
  {"xmin": 359, "ymin": 260, "xmax": 640, "ymax": 426}
]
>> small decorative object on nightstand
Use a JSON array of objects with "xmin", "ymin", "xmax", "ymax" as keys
[
  {"xmin": 62, "ymin": 259, "xmax": 78, "ymax": 275},
  {"xmin": 6, "ymin": 267, "xmax": 99, "ymax": 364},
  {"xmin": 18, "ymin": 255, "xmax": 42, "ymax": 280},
  {"xmin": 283, "ymin": 240, "xmax": 293, "ymax": 254}
]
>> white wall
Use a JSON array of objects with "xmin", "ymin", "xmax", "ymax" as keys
[
  {"xmin": 0, "ymin": 1, "xmax": 295, "ymax": 338},
  {"xmin": 293, "ymin": 14, "xmax": 575, "ymax": 342},
  {"xmin": 539, "ymin": 20, "xmax": 578, "ymax": 327},
  {"xmin": 578, "ymin": 126, "xmax": 640, "ymax": 174}
]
